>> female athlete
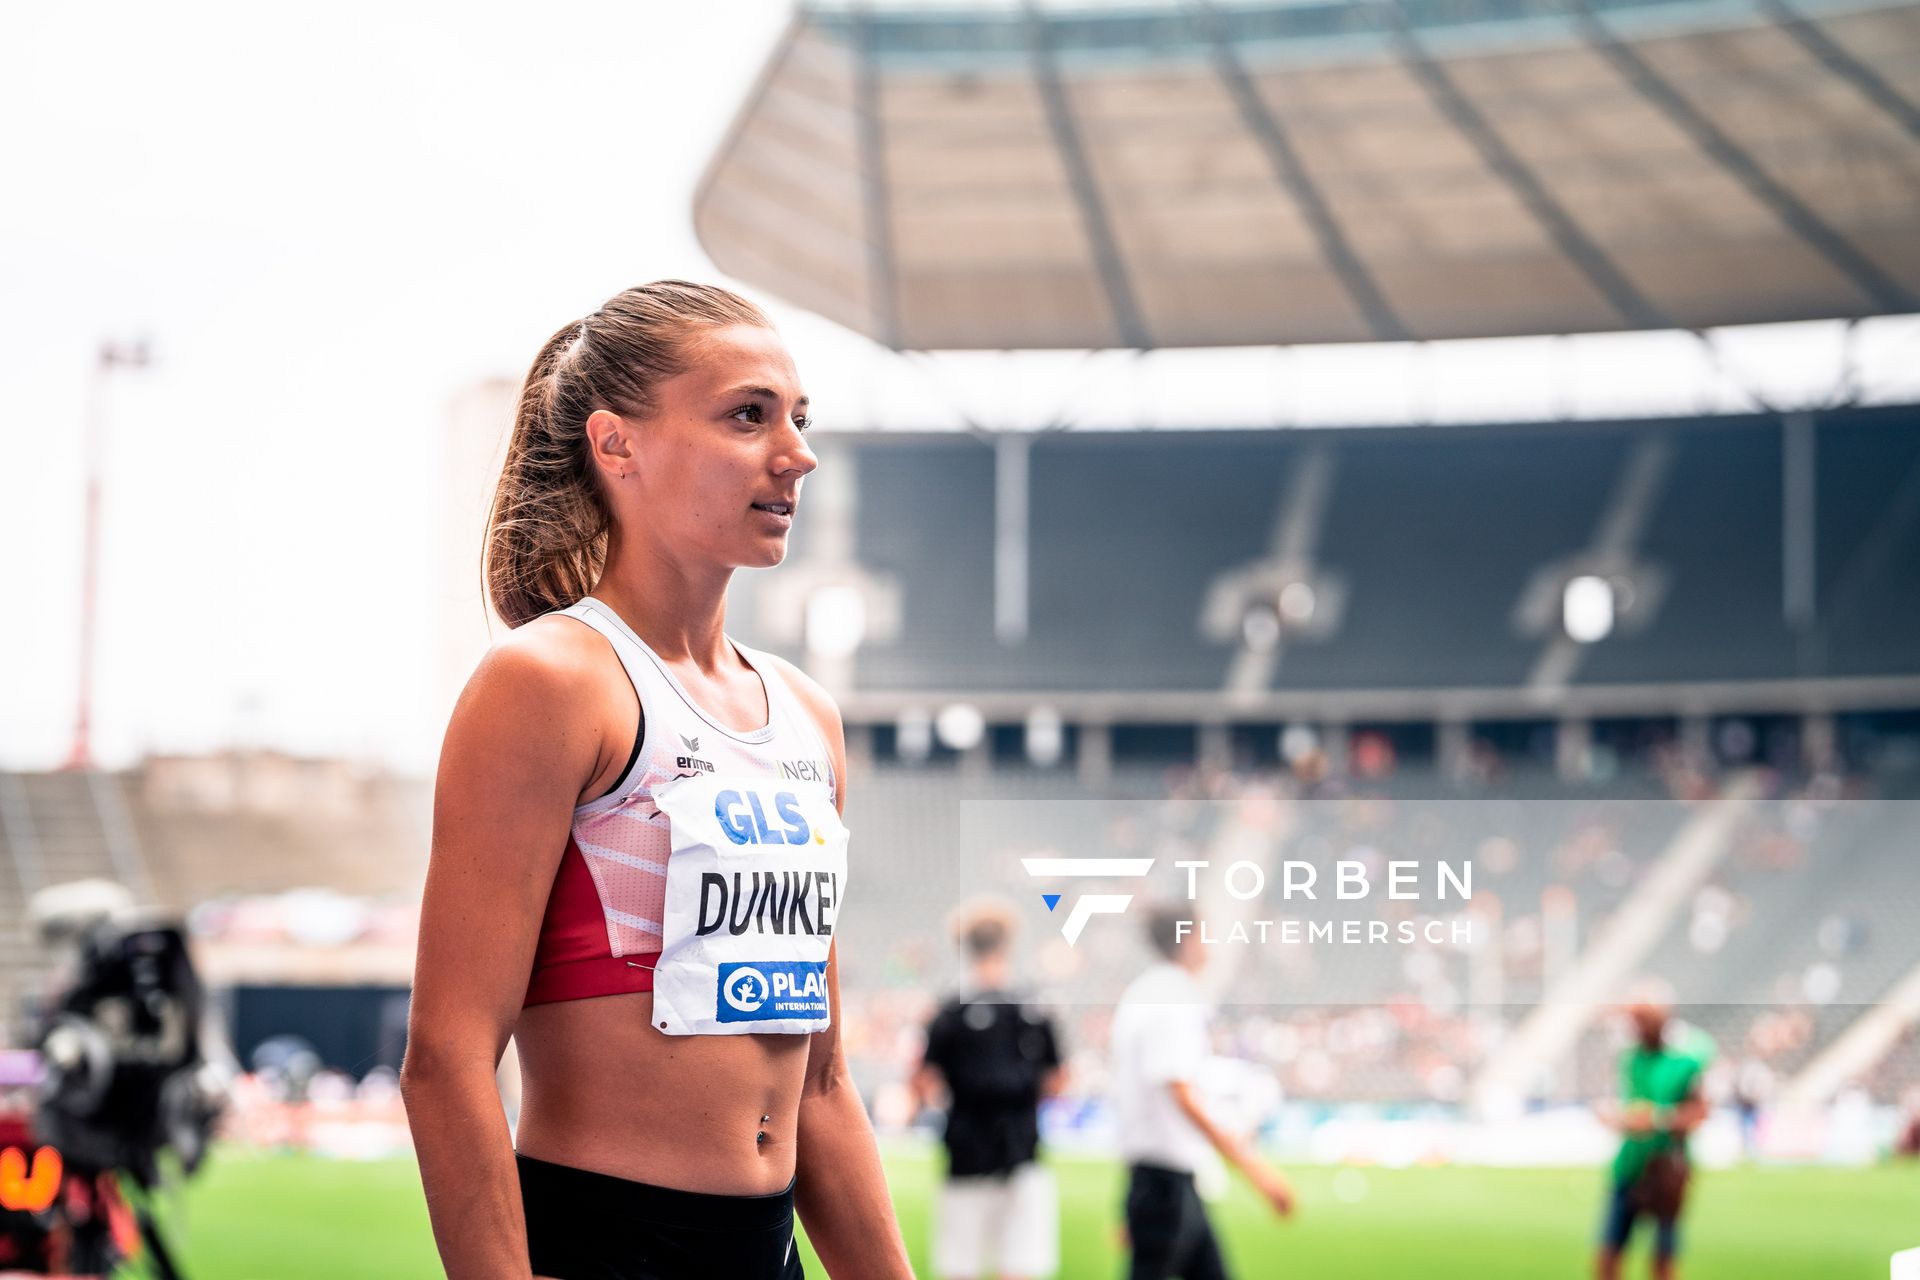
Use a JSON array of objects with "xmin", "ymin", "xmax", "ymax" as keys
[{"xmin": 402, "ymin": 281, "xmax": 912, "ymax": 1279}]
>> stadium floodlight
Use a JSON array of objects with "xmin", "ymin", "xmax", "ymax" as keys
[
  {"xmin": 934, "ymin": 702, "xmax": 986, "ymax": 752},
  {"xmin": 1025, "ymin": 706, "xmax": 1065, "ymax": 768},
  {"xmin": 896, "ymin": 708, "xmax": 933, "ymax": 763},
  {"xmin": 1277, "ymin": 580, "xmax": 1317, "ymax": 624},
  {"xmin": 1802, "ymin": 962, "xmax": 1842, "ymax": 1005},
  {"xmin": 1241, "ymin": 603, "xmax": 1281, "ymax": 651},
  {"xmin": 1562, "ymin": 574, "xmax": 1615, "ymax": 643},
  {"xmin": 1280, "ymin": 722, "xmax": 1319, "ymax": 766},
  {"xmin": 804, "ymin": 584, "xmax": 867, "ymax": 659}
]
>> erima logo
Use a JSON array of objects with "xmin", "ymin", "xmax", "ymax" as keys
[
  {"xmin": 1021, "ymin": 857, "xmax": 1154, "ymax": 945},
  {"xmin": 676, "ymin": 734, "xmax": 714, "ymax": 775}
]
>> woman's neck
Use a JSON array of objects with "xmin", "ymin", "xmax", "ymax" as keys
[{"xmin": 591, "ymin": 535, "xmax": 736, "ymax": 671}]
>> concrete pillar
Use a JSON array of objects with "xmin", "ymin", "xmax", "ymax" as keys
[
  {"xmin": 1198, "ymin": 722, "xmax": 1232, "ymax": 775},
  {"xmin": 1322, "ymin": 722, "xmax": 1350, "ymax": 778},
  {"xmin": 1802, "ymin": 712, "xmax": 1837, "ymax": 774},
  {"xmin": 1077, "ymin": 722, "xmax": 1112, "ymax": 790},
  {"xmin": 1439, "ymin": 718, "xmax": 1474, "ymax": 783},
  {"xmin": 1556, "ymin": 717, "xmax": 1591, "ymax": 782}
]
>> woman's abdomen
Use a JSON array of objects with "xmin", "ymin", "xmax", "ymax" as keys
[{"xmin": 511, "ymin": 991, "xmax": 810, "ymax": 1196}]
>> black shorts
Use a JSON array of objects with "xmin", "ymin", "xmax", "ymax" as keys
[
  {"xmin": 1124, "ymin": 1163, "xmax": 1228, "ymax": 1280},
  {"xmin": 518, "ymin": 1153, "xmax": 805, "ymax": 1280},
  {"xmin": 1600, "ymin": 1176, "xmax": 1681, "ymax": 1259}
]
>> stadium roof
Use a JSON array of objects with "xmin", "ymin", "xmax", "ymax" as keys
[{"xmin": 695, "ymin": 0, "xmax": 1920, "ymax": 349}]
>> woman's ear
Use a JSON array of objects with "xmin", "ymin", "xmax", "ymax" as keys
[{"xmin": 586, "ymin": 408, "xmax": 634, "ymax": 479}]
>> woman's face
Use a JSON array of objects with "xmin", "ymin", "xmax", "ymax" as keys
[{"xmin": 607, "ymin": 323, "xmax": 817, "ymax": 572}]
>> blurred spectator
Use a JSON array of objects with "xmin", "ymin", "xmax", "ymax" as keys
[{"xmin": 914, "ymin": 897, "xmax": 1062, "ymax": 1280}]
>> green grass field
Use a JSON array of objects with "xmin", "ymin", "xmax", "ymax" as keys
[{"xmin": 158, "ymin": 1145, "xmax": 1917, "ymax": 1278}]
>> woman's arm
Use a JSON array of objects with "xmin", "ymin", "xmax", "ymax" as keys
[
  {"xmin": 773, "ymin": 660, "xmax": 913, "ymax": 1278},
  {"xmin": 401, "ymin": 629, "xmax": 607, "ymax": 1280},
  {"xmin": 795, "ymin": 943, "xmax": 912, "ymax": 1278}
]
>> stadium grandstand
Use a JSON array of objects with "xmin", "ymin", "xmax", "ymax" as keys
[
  {"xmin": 0, "ymin": 756, "xmax": 426, "ymax": 1072},
  {"xmin": 681, "ymin": 0, "xmax": 1920, "ymax": 1173},
  {"xmin": 757, "ymin": 411, "xmax": 1920, "ymax": 1124}
]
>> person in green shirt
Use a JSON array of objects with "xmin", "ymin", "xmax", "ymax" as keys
[{"xmin": 1596, "ymin": 1001, "xmax": 1713, "ymax": 1280}]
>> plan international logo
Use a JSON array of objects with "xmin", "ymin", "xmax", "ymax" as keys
[{"xmin": 1021, "ymin": 857, "xmax": 1154, "ymax": 945}]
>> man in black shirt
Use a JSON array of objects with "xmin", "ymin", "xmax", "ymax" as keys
[{"xmin": 914, "ymin": 897, "xmax": 1063, "ymax": 1280}]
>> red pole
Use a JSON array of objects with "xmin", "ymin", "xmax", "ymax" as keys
[
  {"xmin": 64, "ymin": 342, "xmax": 147, "ymax": 772},
  {"xmin": 62, "ymin": 355, "xmax": 107, "ymax": 771}
]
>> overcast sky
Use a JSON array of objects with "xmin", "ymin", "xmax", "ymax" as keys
[
  {"xmin": 2, "ymin": 2, "xmax": 1914, "ymax": 776},
  {"xmin": 0, "ymin": 1, "xmax": 814, "ymax": 773}
]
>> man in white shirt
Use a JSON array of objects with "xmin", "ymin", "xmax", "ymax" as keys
[{"xmin": 1109, "ymin": 905, "xmax": 1293, "ymax": 1280}]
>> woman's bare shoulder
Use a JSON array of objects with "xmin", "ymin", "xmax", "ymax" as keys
[
  {"xmin": 462, "ymin": 613, "xmax": 612, "ymax": 711},
  {"xmin": 435, "ymin": 615, "xmax": 621, "ymax": 834},
  {"xmin": 437, "ymin": 616, "xmax": 628, "ymax": 794}
]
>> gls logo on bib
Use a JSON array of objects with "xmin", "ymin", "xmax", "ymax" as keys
[
  {"xmin": 716, "ymin": 960, "xmax": 829, "ymax": 1023},
  {"xmin": 714, "ymin": 788, "xmax": 824, "ymax": 846}
]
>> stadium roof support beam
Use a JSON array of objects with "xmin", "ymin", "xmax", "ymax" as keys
[
  {"xmin": 1021, "ymin": 4, "xmax": 1153, "ymax": 349},
  {"xmin": 1189, "ymin": 769, "xmax": 1296, "ymax": 1005},
  {"xmin": 1755, "ymin": 0, "xmax": 1920, "ymax": 146},
  {"xmin": 1219, "ymin": 443, "xmax": 1342, "ymax": 696},
  {"xmin": 994, "ymin": 433, "xmax": 1030, "ymax": 644},
  {"xmin": 1784, "ymin": 957, "xmax": 1920, "ymax": 1105},
  {"xmin": 1807, "ymin": 443, "xmax": 1920, "ymax": 667},
  {"xmin": 850, "ymin": 10, "xmax": 904, "ymax": 351},
  {"xmin": 1525, "ymin": 435, "xmax": 1674, "ymax": 694},
  {"xmin": 1378, "ymin": 0, "xmax": 1670, "ymax": 331},
  {"xmin": 1192, "ymin": 4, "xmax": 1410, "ymax": 342},
  {"xmin": 1782, "ymin": 412, "xmax": 1818, "ymax": 639},
  {"xmin": 1469, "ymin": 772, "xmax": 1763, "ymax": 1115},
  {"xmin": 1566, "ymin": 0, "xmax": 1919, "ymax": 315}
]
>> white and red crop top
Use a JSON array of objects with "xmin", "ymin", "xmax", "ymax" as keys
[{"xmin": 522, "ymin": 597, "xmax": 837, "ymax": 1007}]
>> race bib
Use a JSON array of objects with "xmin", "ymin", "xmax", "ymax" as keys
[{"xmin": 648, "ymin": 772, "xmax": 848, "ymax": 1036}]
